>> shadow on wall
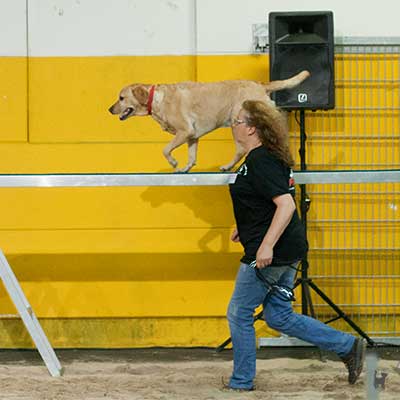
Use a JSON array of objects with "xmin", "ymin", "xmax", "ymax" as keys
[
  {"xmin": 6, "ymin": 252, "xmax": 241, "ymax": 282},
  {"xmin": 140, "ymin": 170, "xmax": 236, "ymax": 254}
]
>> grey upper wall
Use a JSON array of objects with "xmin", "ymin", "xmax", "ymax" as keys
[{"xmin": 1, "ymin": 0, "xmax": 399, "ymax": 56}]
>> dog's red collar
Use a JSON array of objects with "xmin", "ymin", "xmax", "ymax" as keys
[{"xmin": 147, "ymin": 85, "xmax": 156, "ymax": 114}]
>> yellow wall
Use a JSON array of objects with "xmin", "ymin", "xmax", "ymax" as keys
[
  {"xmin": 0, "ymin": 57, "xmax": 27, "ymax": 142},
  {"xmin": 0, "ymin": 54, "xmax": 399, "ymax": 348}
]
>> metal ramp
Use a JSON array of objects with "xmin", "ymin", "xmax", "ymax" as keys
[{"xmin": 0, "ymin": 250, "xmax": 63, "ymax": 377}]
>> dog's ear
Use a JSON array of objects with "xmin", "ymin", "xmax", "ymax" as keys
[{"xmin": 132, "ymin": 86, "xmax": 148, "ymax": 106}]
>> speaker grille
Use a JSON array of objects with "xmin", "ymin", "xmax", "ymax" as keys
[
  {"xmin": 269, "ymin": 11, "xmax": 335, "ymax": 110},
  {"xmin": 271, "ymin": 45, "xmax": 333, "ymax": 109}
]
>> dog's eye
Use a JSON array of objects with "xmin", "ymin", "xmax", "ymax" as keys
[{"xmin": 119, "ymin": 96, "xmax": 124, "ymax": 101}]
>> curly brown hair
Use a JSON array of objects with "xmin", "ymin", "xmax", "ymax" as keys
[{"xmin": 242, "ymin": 100, "xmax": 294, "ymax": 167}]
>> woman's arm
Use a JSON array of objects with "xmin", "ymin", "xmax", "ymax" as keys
[{"xmin": 255, "ymin": 193, "xmax": 296, "ymax": 268}]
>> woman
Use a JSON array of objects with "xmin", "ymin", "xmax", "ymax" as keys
[{"xmin": 226, "ymin": 100, "xmax": 365, "ymax": 391}]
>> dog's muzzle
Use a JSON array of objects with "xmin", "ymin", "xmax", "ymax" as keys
[{"xmin": 119, "ymin": 107, "xmax": 134, "ymax": 120}]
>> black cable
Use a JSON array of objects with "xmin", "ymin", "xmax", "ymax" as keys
[
  {"xmin": 249, "ymin": 261, "xmax": 296, "ymax": 302},
  {"xmin": 254, "ymin": 260, "xmax": 303, "ymax": 273}
]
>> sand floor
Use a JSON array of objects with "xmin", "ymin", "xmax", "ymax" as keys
[{"xmin": 0, "ymin": 347, "xmax": 399, "ymax": 399}]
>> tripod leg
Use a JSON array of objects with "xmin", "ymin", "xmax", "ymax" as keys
[
  {"xmin": 296, "ymin": 277, "xmax": 326, "ymax": 362},
  {"xmin": 307, "ymin": 279, "xmax": 375, "ymax": 346},
  {"xmin": 302, "ymin": 280, "xmax": 317, "ymax": 319},
  {"xmin": 215, "ymin": 337, "xmax": 233, "ymax": 353},
  {"xmin": 215, "ymin": 311, "xmax": 264, "ymax": 352},
  {"xmin": 294, "ymin": 276, "xmax": 317, "ymax": 318},
  {"xmin": 293, "ymin": 278, "xmax": 301, "ymax": 289}
]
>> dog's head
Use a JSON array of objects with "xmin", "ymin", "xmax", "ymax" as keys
[{"xmin": 108, "ymin": 84, "xmax": 151, "ymax": 120}]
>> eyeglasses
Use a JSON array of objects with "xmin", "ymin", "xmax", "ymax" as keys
[{"xmin": 232, "ymin": 118, "xmax": 247, "ymax": 127}]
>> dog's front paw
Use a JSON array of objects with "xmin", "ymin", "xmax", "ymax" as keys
[{"xmin": 174, "ymin": 166, "xmax": 190, "ymax": 173}]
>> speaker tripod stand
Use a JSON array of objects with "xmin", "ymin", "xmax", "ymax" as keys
[
  {"xmin": 294, "ymin": 110, "xmax": 375, "ymax": 347},
  {"xmin": 216, "ymin": 110, "xmax": 375, "ymax": 353}
]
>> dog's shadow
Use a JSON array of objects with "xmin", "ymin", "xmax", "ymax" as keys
[{"xmin": 141, "ymin": 167, "xmax": 236, "ymax": 253}]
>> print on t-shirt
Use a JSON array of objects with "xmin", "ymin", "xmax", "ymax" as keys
[
  {"xmin": 237, "ymin": 162, "xmax": 248, "ymax": 176},
  {"xmin": 288, "ymin": 169, "xmax": 295, "ymax": 196}
]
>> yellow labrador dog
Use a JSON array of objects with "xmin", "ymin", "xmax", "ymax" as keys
[{"xmin": 109, "ymin": 71, "xmax": 309, "ymax": 172}]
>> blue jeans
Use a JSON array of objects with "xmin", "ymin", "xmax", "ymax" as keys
[{"xmin": 227, "ymin": 262, "xmax": 355, "ymax": 390}]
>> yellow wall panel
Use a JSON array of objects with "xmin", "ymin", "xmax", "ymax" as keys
[
  {"xmin": 28, "ymin": 56, "xmax": 197, "ymax": 143},
  {"xmin": 0, "ymin": 317, "xmax": 233, "ymax": 348},
  {"xmin": 0, "ymin": 186, "xmax": 233, "ymax": 229},
  {"xmin": 0, "ymin": 228, "xmax": 240, "ymax": 254},
  {"xmin": 0, "ymin": 141, "xmax": 237, "ymax": 173},
  {"xmin": 0, "ymin": 57, "xmax": 27, "ymax": 142},
  {"xmin": 196, "ymin": 54, "xmax": 269, "ymax": 81},
  {"xmin": 307, "ymin": 250, "xmax": 399, "ymax": 277},
  {"xmin": 298, "ymin": 139, "xmax": 400, "ymax": 168},
  {"xmin": 0, "ymin": 280, "xmax": 235, "ymax": 318},
  {"xmin": 308, "ymin": 222, "xmax": 400, "ymax": 249}
]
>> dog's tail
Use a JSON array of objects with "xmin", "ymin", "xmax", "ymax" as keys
[{"xmin": 264, "ymin": 70, "xmax": 310, "ymax": 93}]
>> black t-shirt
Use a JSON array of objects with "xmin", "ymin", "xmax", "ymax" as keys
[{"xmin": 229, "ymin": 145, "xmax": 308, "ymax": 265}]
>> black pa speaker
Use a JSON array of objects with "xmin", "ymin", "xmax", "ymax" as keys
[{"xmin": 269, "ymin": 11, "xmax": 335, "ymax": 110}]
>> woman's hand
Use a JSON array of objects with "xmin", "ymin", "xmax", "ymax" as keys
[
  {"xmin": 231, "ymin": 228, "xmax": 240, "ymax": 242},
  {"xmin": 256, "ymin": 243, "xmax": 273, "ymax": 268}
]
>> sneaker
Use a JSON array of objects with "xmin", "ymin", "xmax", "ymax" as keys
[
  {"xmin": 341, "ymin": 338, "xmax": 367, "ymax": 384},
  {"xmin": 222, "ymin": 384, "xmax": 255, "ymax": 392},
  {"xmin": 221, "ymin": 377, "xmax": 255, "ymax": 392}
]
